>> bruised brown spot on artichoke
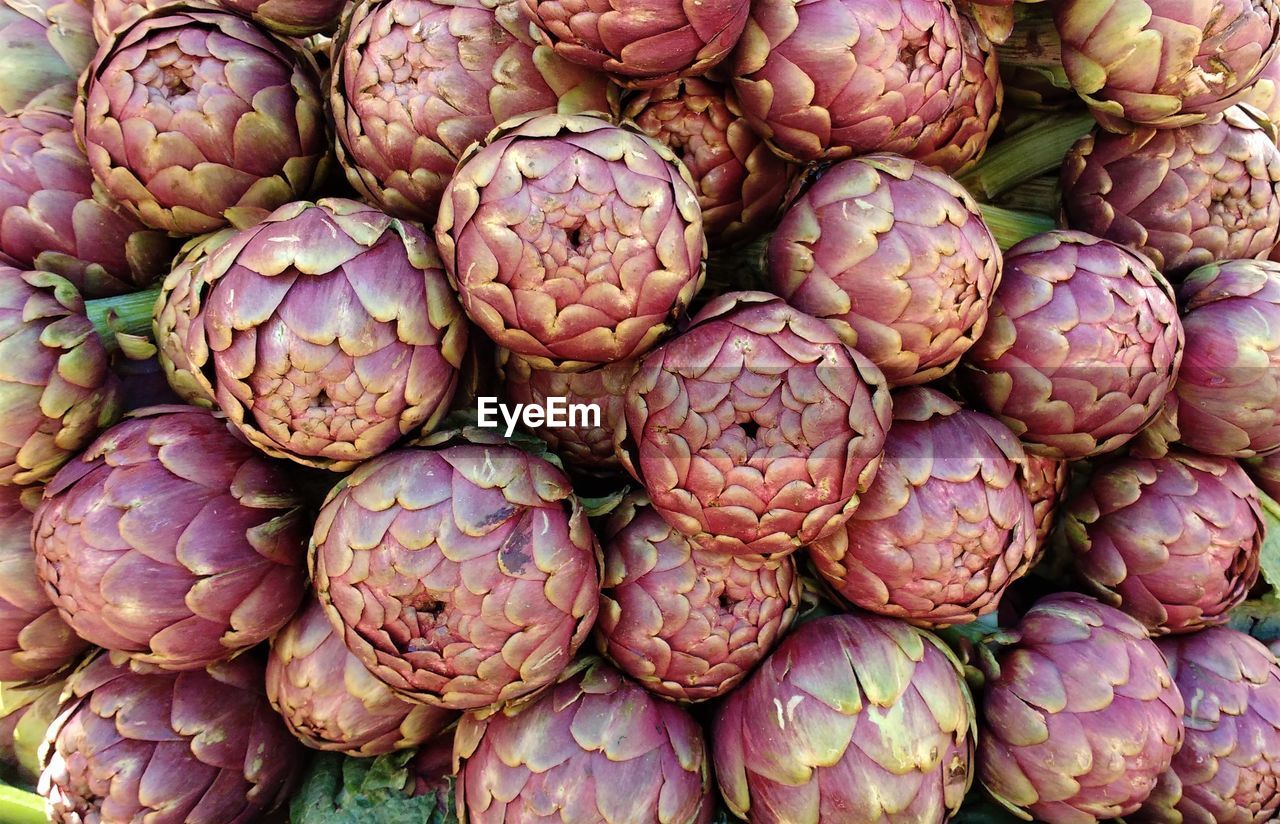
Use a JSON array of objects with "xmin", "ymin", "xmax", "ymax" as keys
[{"xmin": 497, "ymin": 529, "xmax": 533, "ymax": 576}]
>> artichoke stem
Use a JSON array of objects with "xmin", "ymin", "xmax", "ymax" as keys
[
  {"xmin": 958, "ymin": 112, "xmax": 1095, "ymax": 201},
  {"xmin": 978, "ymin": 204, "xmax": 1057, "ymax": 250},
  {"xmin": 994, "ymin": 176, "xmax": 1061, "ymax": 214},
  {"xmin": 0, "ymin": 785, "xmax": 47, "ymax": 824},
  {"xmin": 86, "ymin": 287, "xmax": 162, "ymax": 352},
  {"xmin": 995, "ymin": 3, "xmax": 1063, "ymax": 70}
]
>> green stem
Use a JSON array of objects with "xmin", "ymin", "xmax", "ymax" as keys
[
  {"xmin": 0, "ymin": 785, "xmax": 46, "ymax": 824},
  {"xmin": 979, "ymin": 204, "xmax": 1057, "ymax": 251},
  {"xmin": 995, "ymin": 3, "xmax": 1063, "ymax": 70},
  {"xmin": 994, "ymin": 176, "xmax": 1062, "ymax": 215},
  {"xmin": 958, "ymin": 113, "xmax": 1095, "ymax": 201},
  {"xmin": 85, "ymin": 287, "xmax": 161, "ymax": 353}
]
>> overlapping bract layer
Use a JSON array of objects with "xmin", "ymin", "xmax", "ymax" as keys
[
  {"xmin": 0, "ymin": 0, "xmax": 95, "ymax": 115},
  {"xmin": 1021, "ymin": 454, "xmax": 1068, "ymax": 551}
]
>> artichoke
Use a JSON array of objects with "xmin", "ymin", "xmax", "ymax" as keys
[
  {"xmin": 435, "ymin": 113, "xmax": 705, "ymax": 371},
  {"xmin": 520, "ymin": 0, "xmax": 747, "ymax": 89},
  {"xmin": 0, "ymin": 486, "xmax": 88, "ymax": 684},
  {"xmin": 74, "ymin": 1, "xmax": 331, "ymax": 234},
  {"xmin": 1021, "ymin": 454, "xmax": 1068, "ymax": 551},
  {"xmin": 713, "ymin": 613, "xmax": 975, "ymax": 824},
  {"xmin": 1056, "ymin": 0, "xmax": 1280, "ymax": 130},
  {"xmin": 220, "ymin": 0, "xmax": 345, "ymax": 35},
  {"xmin": 961, "ymin": 230, "xmax": 1184, "ymax": 459},
  {"xmin": 32, "ymin": 406, "xmax": 309, "ymax": 671},
  {"xmin": 498, "ymin": 351, "xmax": 633, "ymax": 477},
  {"xmin": 267, "ymin": 598, "xmax": 456, "ymax": 757},
  {"xmin": 810, "ymin": 387, "xmax": 1037, "ymax": 627},
  {"xmin": 455, "ymin": 658, "xmax": 713, "ymax": 824},
  {"xmin": 617, "ymin": 291, "xmax": 892, "ymax": 558},
  {"xmin": 41, "ymin": 652, "xmax": 303, "ymax": 822},
  {"xmin": 0, "ymin": 266, "xmax": 120, "ymax": 487},
  {"xmin": 0, "ymin": 108, "xmax": 173, "ymax": 298},
  {"xmin": 311, "ymin": 445, "xmax": 601, "ymax": 711},
  {"xmin": 729, "ymin": 0, "xmax": 1002, "ymax": 170},
  {"xmin": 0, "ymin": 0, "xmax": 95, "ymax": 116},
  {"xmin": 1170, "ymin": 258, "xmax": 1280, "ymax": 457},
  {"xmin": 979, "ymin": 593, "xmax": 1186, "ymax": 823},
  {"xmin": 767, "ymin": 154, "xmax": 1002, "ymax": 387},
  {"xmin": 624, "ymin": 77, "xmax": 795, "ymax": 246},
  {"xmin": 1135, "ymin": 627, "xmax": 1280, "ymax": 823},
  {"xmin": 155, "ymin": 198, "xmax": 469, "ymax": 472},
  {"xmin": 595, "ymin": 493, "xmax": 800, "ymax": 702},
  {"xmin": 330, "ymin": 0, "xmax": 616, "ymax": 223},
  {"xmin": 1062, "ymin": 107, "xmax": 1280, "ymax": 277}
]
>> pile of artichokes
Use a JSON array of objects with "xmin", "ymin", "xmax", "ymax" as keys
[{"xmin": 0, "ymin": 0, "xmax": 1277, "ymax": 822}]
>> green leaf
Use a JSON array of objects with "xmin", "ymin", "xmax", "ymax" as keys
[
  {"xmin": 1228, "ymin": 594, "xmax": 1280, "ymax": 652},
  {"xmin": 577, "ymin": 487, "xmax": 627, "ymax": 518},
  {"xmin": 1258, "ymin": 493, "xmax": 1280, "ymax": 590},
  {"xmin": 290, "ymin": 752, "xmax": 457, "ymax": 824}
]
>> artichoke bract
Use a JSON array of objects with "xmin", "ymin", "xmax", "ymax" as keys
[
  {"xmin": 267, "ymin": 598, "xmax": 457, "ymax": 757},
  {"xmin": 1065, "ymin": 451, "xmax": 1263, "ymax": 635},
  {"xmin": 1242, "ymin": 53, "xmax": 1280, "ymax": 125},
  {"xmin": 435, "ymin": 114, "xmax": 705, "ymax": 372},
  {"xmin": 0, "ymin": 108, "xmax": 173, "ymax": 298},
  {"xmin": 455, "ymin": 659, "xmax": 713, "ymax": 824},
  {"xmin": 713, "ymin": 613, "xmax": 975, "ymax": 824},
  {"xmin": 768, "ymin": 154, "xmax": 1002, "ymax": 387},
  {"xmin": 330, "ymin": 0, "xmax": 616, "ymax": 223},
  {"xmin": 521, "ymin": 0, "xmax": 747, "ymax": 89},
  {"xmin": 729, "ymin": 0, "xmax": 1002, "ymax": 170},
  {"xmin": 0, "ymin": 486, "xmax": 88, "ymax": 684},
  {"xmin": 625, "ymin": 77, "xmax": 795, "ymax": 246},
  {"xmin": 0, "ymin": 679, "xmax": 62, "ymax": 784},
  {"xmin": 1021, "ymin": 453, "xmax": 1068, "ymax": 552},
  {"xmin": 311, "ymin": 445, "xmax": 601, "ymax": 711},
  {"xmin": 616, "ymin": 291, "xmax": 892, "ymax": 558},
  {"xmin": 41, "ymin": 652, "xmax": 303, "ymax": 823},
  {"xmin": 156, "ymin": 198, "xmax": 469, "ymax": 471},
  {"xmin": 1172, "ymin": 259, "xmax": 1280, "ymax": 457},
  {"xmin": 810, "ymin": 388, "xmax": 1037, "ymax": 627},
  {"xmin": 90, "ymin": 0, "xmax": 176, "ymax": 41},
  {"xmin": 961, "ymin": 230, "xmax": 1184, "ymax": 459},
  {"xmin": 1062, "ymin": 108, "xmax": 1280, "ymax": 277},
  {"xmin": 74, "ymin": 1, "xmax": 331, "ymax": 234},
  {"xmin": 979, "ymin": 593, "xmax": 1186, "ymax": 824},
  {"xmin": 499, "ymin": 352, "xmax": 634, "ymax": 476},
  {"xmin": 0, "ymin": 0, "xmax": 95, "ymax": 115},
  {"xmin": 1056, "ymin": 0, "xmax": 1280, "ymax": 130},
  {"xmin": 32, "ymin": 406, "xmax": 309, "ymax": 671},
  {"xmin": 1135, "ymin": 627, "xmax": 1280, "ymax": 823},
  {"xmin": 220, "ymin": 0, "xmax": 345, "ymax": 35},
  {"xmin": 596, "ymin": 494, "xmax": 800, "ymax": 702},
  {"xmin": 0, "ymin": 266, "xmax": 120, "ymax": 487}
]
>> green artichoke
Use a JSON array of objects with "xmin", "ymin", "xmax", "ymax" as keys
[
  {"xmin": 980, "ymin": 593, "xmax": 1186, "ymax": 823},
  {"xmin": 768, "ymin": 154, "xmax": 1002, "ymax": 387},
  {"xmin": 455, "ymin": 658, "xmax": 713, "ymax": 823},
  {"xmin": 0, "ymin": 0, "xmax": 95, "ymax": 115},
  {"xmin": 311, "ymin": 445, "xmax": 601, "ymax": 711},
  {"xmin": 713, "ymin": 613, "xmax": 976, "ymax": 824},
  {"xmin": 155, "ymin": 198, "xmax": 469, "ymax": 471},
  {"xmin": 330, "ymin": 0, "xmax": 617, "ymax": 223},
  {"xmin": 74, "ymin": 1, "xmax": 331, "ymax": 234},
  {"xmin": 435, "ymin": 113, "xmax": 705, "ymax": 372}
]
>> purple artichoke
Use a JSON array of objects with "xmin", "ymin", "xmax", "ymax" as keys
[
  {"xmin": 0, "ymin": 0, "xmax": 95, "ymax": 115},
  {"xmin": 330, "ymin": 0, "xmax": 617, "ymax": 222},
  {"xmin": 961, "ymin": 230, "xmax": 1184, "ymax": 459},
  {"xmin": 267, "ymin": 598, "xmax": 457, "ymax": 756},
  {"xmin": 0, "ymin": 108, "xmax": 173, "ymax": 298},
  {"xmin": 435, "ymin": 113, "xmax": 705, "ymax": 371},
  {"xmin": 1062, "ymin": 108, "xmax": 1280, "ymax": 278},
  {"xmin": 155, "ymin": 198, "xmax": 469, "ymax": 471},
  {"xmin": 1021, "ymin": 453, "xmax": 1068, "ymax": 551},
  {"xmin": 713, "ymin": 613, "xmax": 975, "ymax": 824},
  {"xmin": 74, "ymin": 1, "xmax": 331, "ymax": 234},
  {"xmin": 311, "ymin": 445, "xmax": 601, "ymax": 711},
  {"xmin": 625, "ymin": 77, "xmax": 795, "ymax": 246},
  {"xmin": 809, "ymin": 387, "xmax": 1037, "ymax": 627},
  {"xmin": 1056, "ymin": 0, "xmax": 1280, "ymax": 130},
  {"xmin": 455, "ymin": 659, "xmax": 713, "ymax": 823},
  {"xmin": 729, "ymin": 0, "xmax": 1002, "ymax": 170},
  {"xmin": 0, "ymin": 266, "xmax": 120, "ymax": 487},
  {"xmin": 0, "ymin": 486, "xmax": 88, "ymax": 683},
  {"xmin": 768, "ymin": 154, "xmax": 1002, "ymax": 387},
  {"xmin": 1065, "ymin": 451, "xmax": 1263, "ymax": 634},
  {"xmin": 1171, "ymin": 258, "xmax": 1280, "ymax": 457},
  {"xmin": 980, "ymin": 593, "xmax": 1186, "ymax": 823},
  {"xmin": 596, "ymin": 494, "xmax": 800, "ymax": 702},
  {"xmin": 32, "ymin": 406, "xmax": 309, "ymax": 671},
  {"xmin": 617, "ymin": 291, "xmax": 892, "ymax": 558},
  {"xmin": 1135, "ymin": 627, "xmax": 1280, "ymax": 823},
  {"xmin": 41, "ymin": 652, "xmax": 303, "ymax": 822},
  {"xmin": 520, "ymin": 0, "xmax": 747, "ymax": 88}
]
